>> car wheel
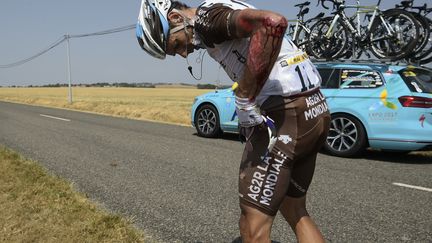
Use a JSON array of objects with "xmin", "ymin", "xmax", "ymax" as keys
[
  {"xmin": 194, "ymin": 104, "xmax": 221, "ymax": 138},
  {"xmin": 324, "ymin": 114, "xmax": 367, "ymax": 157}
]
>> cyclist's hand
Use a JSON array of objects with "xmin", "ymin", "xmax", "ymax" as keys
[
  {"xmin": 235, "ymin": 95, "xmax": 278, "ymax": 150},
  {"xmin": 235, "ymin": 105, "xmax": 263, "ymax": 128},
  {"xmin": 236, "ymin": 96, "xmax": 263, "ymax": 143},
  {"xmin": 238, "ymin": 113, "xmax": 278, "ymax": 155}
]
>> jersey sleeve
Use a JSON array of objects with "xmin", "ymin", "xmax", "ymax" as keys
[{"xmin": 195, "ymin": 4, "xmax": 239, "ymax": 48}]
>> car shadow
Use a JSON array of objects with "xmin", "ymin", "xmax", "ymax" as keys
[
  {"xmin": 231, "ymin": 236, "xmax": 280, "ymax": 243},
  {"xmin": 190, "ymin": 237, "xmax": 281, "ymax": 243},
  {"xmin": 192, "ymin": 132, "xmax": 241, "ymax": 142},
  {"xmin": 361, "ymin": 150, "xmax": 432, "ymax": 164},
  {"xmin": 342, "ymin": 149, "xmax": 432, "ymax": 164},
  {"xmin": 193, "ymin": 133, "xmax": 432, "ymax": 164},
  {"xmin": 220, "ymin": 133, "xmax": 242, "ymax": 141}
]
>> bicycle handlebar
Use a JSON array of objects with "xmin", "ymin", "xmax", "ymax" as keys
[
  {"xmin": 317, "ymin": 0, "xmax": 329, "ymax": 10},
  {"xmin": 423, "ymin": 5, "xmax": 432, "ymax": 15},
  {"xmin": 396, "ymin": 1, "xmax": 431, "ymax": 15},
  {"xmin": 317, "ymin": 0, "xmax": 339, "ymax": 10},
  {"xmin": 294, "ymin": 1, "xmax": 311, "ymax": 8},
  {"xmin": 412, "ymin": 4, "xmax": 431, "ymax": 13},
  {"xmin": 317, "ymin": 0, "xmax": 346, "ymax": 11},
  {"xmin": 410, "ymin": 4, "xmax": 427, "ymax": 10}
]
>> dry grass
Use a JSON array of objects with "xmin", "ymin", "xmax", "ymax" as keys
[
  {"xmin": 0, "ymin": 87, "xmax": 212, "ymax": 125},
  {"xmin": 0, "ymin": 146, "xmax": 144, "ymax": 242},
  {"xmin": 411, "ymin": 151, "xmax": 432, "ymax": 157}
]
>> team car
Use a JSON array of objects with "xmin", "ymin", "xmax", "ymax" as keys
[{"xmin": 191, "ymin": 62, "xmax": 432, "ymax": 157}]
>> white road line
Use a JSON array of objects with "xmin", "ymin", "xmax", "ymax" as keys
[
  {"xmin": 40, "ymin": 114, "xmax": 71, "ymax": 122},
  {"xmin": 392, "ymin": 182, "xmax": 432, "ymax": 192}
]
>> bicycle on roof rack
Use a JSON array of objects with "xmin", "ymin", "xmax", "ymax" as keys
[
  {"xmin": 286, "ymin": 1, "xmax": 324, "ymax": 54},
  {"xmin": 307, "ymin": 0, "xmax": 420, "ymax": 61},
  {"xmin": 395, "ymin": 0, "xmax": 432, "ymax": 65}
]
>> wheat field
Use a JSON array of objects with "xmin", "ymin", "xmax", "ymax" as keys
[{"xmin": 0, "ymin": 87, "xmax": 212, "ymax": 125}]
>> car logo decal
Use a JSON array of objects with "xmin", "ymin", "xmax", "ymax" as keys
[
  {"xmin": 369, "ymin": 89, "xmax": 397, "ymax": 111},
  {"xmin": 420, "ymin": 114, "xmax": 425, "ymax": 128}
]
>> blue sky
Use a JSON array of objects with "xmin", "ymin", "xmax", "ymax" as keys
[{"xmin": 0, "ymin": 0, "xmax": 429, "ymax": 86}]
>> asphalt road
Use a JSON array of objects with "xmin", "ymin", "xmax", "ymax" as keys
[{"xmin": 0, "ymin": 101, "xmax": 431, "ymax": 242}]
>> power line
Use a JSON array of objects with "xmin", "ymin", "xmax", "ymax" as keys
[
  {"xmin": 0, "ymin": 36, "xmax": 66, "ymax": 68},
  {"xmin": 0, "ymin": 24, "xmax": 135, "ymax": 69},
  {"xmin": 69, "ymin": 24, "xmax": 135, "ymax": 38}
]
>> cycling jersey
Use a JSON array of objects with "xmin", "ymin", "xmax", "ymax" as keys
[{"xmin": 194, "ymin": 0, "xmax": 322, "ymax": 105}]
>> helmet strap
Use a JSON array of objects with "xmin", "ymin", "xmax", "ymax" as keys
[
  {"xmin": 169, "ymin": 9, "xmax": 194, "ymax": 34},
  {"xmin": 169, "ymin": 25, "xmax": 185, "ymax": 34}
]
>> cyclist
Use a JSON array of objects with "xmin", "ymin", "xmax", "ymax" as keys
[{"xmin": 136, "ymin": 0, "xmax": 330, "ymax": 242}]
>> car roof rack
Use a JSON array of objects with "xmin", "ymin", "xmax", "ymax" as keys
[
  {"xmin": 310, "ymin": 58, "xmax": 429, "ymax": 67},
  {"xmin": 311, "ymin": 58, "xmax": 401, "ymax": 64}
]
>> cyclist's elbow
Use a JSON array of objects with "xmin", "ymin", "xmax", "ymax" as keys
[
  {"xmin": 261, "ymin": 13, "xmax": 287, "ymax": 37},
  {"xmin": 235, "ymin": 10, "xmax": 287, "ymax": 37}
]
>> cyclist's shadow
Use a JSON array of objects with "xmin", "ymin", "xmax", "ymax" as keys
[
  {"xmin": 192, "ymin": 132, "xmax": 241, "ymax": 142},
  {"xmin": 231, "ymin": 236, "xmax": 280, "ymax": 243}
]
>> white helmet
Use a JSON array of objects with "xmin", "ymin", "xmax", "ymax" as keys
[{"xmin": 136, "ymin": 0, "xmax": 172, "ymax": 59}]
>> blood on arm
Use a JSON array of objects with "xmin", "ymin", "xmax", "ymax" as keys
[{"xmin": 234, "ymin": 10, "xmax": 288, "ymax": 100}]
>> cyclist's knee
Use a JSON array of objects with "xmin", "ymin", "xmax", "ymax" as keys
[
  {"xmin": 239, "ymin": 204, "xmax": 273, "ymax": 243},
  {"xmin": 240, "ymin": 226, "xmax": 270, "ymax": 243},
  {"xmin": 284, "ymin": 195, "xmax": 307, "ymax": 209},
  {"xmin": 279, "ymin": 196, "xmax": 309, "ymax": 226}
]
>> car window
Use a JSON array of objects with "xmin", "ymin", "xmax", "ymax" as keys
[
  {"xmin": 339, "ymin": 69, "xmax": 384, "ymax": 89},
  {"xmin": 318, "ymin": 68, "xmax": 340, "ymax": 89},
  {"xmin": 399, "ymin": 67, "xmax": 432, "ymax": 94}
]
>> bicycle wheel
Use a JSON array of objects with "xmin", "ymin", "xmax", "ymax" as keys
[
  {"xmin": 369, "ymin": 9, "xmax": 419, "ymax": 60},
  {"xmin": 417, "ymin": 17, "xmax": 432, "ymax": 64},
  {"xmin": 307, "ymin": 17, "xmax": 350, "ymax": 60},
  {"xmin": 406, "ymin": 12, "xmax": 430, "ymax": 62}
]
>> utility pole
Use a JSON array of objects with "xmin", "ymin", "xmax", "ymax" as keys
[{"xmin": 66, "ymin": 34, "xmax": 73, "ymax": 104}]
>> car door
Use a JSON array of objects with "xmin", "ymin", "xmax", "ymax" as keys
[
  {"xmin": 218, "ymin": 89, "xmax": 238, "ymax": 132},
  {"xmin": 329, "ymin": 68, "xmax": 388, "ymax": 137},
  {"xmin": 337, "ymin": 68, "xmax": 388, "ymax": 133}
]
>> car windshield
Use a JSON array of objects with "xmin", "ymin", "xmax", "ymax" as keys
[{"xmin": 399, "ymin": 67, "xmax": 432, "ymax": 94}]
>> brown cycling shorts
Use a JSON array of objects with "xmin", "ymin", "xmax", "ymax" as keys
[{"xmin": 238, "ymin": 88, "xmax": 330, "ymax": 216}]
